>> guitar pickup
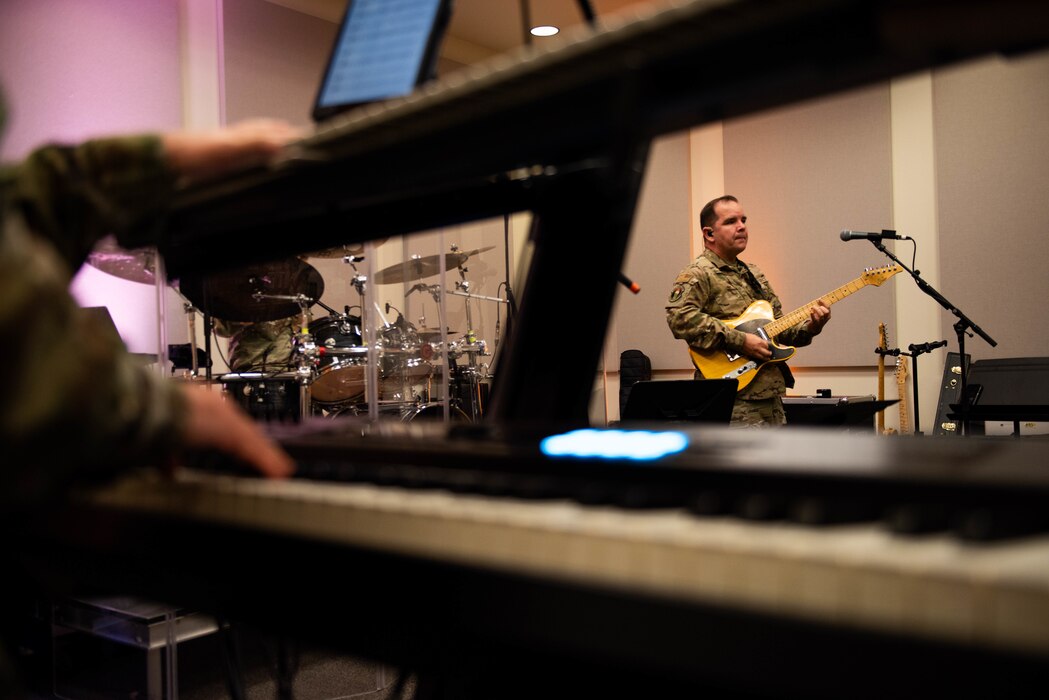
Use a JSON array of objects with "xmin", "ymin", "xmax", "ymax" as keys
[{"xmin": 723, "ymin": 361, "xmax": 757, "ymax": 379}]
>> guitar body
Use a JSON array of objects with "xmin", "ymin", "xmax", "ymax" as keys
[{"xmin": 688, "ymin": 300, "xmax": 796, "ymax": 391}]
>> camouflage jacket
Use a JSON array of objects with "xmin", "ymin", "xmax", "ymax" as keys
[
  {"xmin": 214, "ymin": 317, "xmax": 298, "ymax": 373},
  {"xmin": 666, "ymin": 249, "xmax": 817, "ymax": 400},
  {"xmin": 0, "ymin": 133, "xmax": 183, "ymax": 511}
]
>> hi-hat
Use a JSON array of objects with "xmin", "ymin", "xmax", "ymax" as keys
[
  {"xmin": 373, "ymin": 246, "xmax": 495, "ymax": 284},
  {"xmin": 86, "ymin": 236, "xmax": 159, "ymax": 285},
  {"xmin": 178, "ymin": 258, "xmax": 324, "ymax": 322}
]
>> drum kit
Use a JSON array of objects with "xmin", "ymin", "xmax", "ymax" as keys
[{"xmin": 86, "ymin": 237, "xmax": 503, "ymax": 423}]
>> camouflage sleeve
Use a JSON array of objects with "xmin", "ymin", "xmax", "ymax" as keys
[
  {"xmin": 1, "ymin": 135, "xmax": 182, "ymax": 510},
  {"xmin": 0, "ymin": 217, "xmax": 185, "ymax": 511},
  {"xmin": 6, "ymin": 135, "xmax": 175, "ymax": 275},
  {"xmin": 665, "ymin": 267, "xmax": 749, "ymax": 354}
]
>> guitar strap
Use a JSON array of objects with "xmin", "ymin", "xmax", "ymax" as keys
[{"xmin": 738, "ymin": 260, "xmax": 795, "ymax": 389}]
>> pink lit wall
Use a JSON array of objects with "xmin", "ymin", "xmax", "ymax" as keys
[{"xmin": 0, "ymin": 0, "xmax": 183, "ymax": 354}]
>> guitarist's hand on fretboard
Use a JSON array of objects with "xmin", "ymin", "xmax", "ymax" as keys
[{"xmin": 806, "ymin": 300, "xmax": 832, "ymax": 334}]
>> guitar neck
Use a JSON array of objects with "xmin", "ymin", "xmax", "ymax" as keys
[
  {"xmin": 898, "ymin": 358, "xmax": 911, "ymax": 434},
  {"xmin": 877, "ymin": 323, "xmax": 887, "ymax": 433},
  {"xmin": 766, "ymin": 276, "xmax": 873, "ymax": 337}
]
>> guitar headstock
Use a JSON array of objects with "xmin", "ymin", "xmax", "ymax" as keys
[
  {"xmin": 862, "ymin": 264, "xmax": 904, "ymax": 287},
  {"xmin": 878, "ymin": 322, "xmax": 888, "ymax": 351},
  {"xmin": 895, "ymin": 355, "xmax": 909, "ymax": 384}
]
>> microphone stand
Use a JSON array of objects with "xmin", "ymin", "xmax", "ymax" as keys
[{"xmin": 870, "ymin": 238, "xmax": 997, "ymax": 435}]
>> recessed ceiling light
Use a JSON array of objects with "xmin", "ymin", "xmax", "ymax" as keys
[{"xmin": 530, "ymin": 25, "xmax": 559, "ymax": 37}]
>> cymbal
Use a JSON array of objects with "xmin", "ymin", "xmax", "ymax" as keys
[
  {"xmin": 86, "ymin": 236, "xmax": 159, "ymax": 285},
  {"xmin": 307, "ymin": 238, "xmax": 388, "ymax": 258},
  {"xmin": 178, "ymin": 258, "xmax": 324, "ymax": 322},
  {"xmin": 373, "ymin": 246, "xmax": 496, "ymax": 284}
]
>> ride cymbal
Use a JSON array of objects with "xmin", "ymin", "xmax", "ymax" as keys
[{"xmin": 178, "ymin": 258, "xmax": 324, "ymax": 322}]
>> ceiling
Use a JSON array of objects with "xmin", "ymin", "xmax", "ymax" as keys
[{"xmin": 264, "ymin": 0, "xmax": 664, "ymax": 63}]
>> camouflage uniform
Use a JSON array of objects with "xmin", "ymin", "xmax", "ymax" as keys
[
  {"xmin": 666, "ymin": 249, "xmax": 818, "ymax": 426},
  {"xmin": 214, "ymin": 317, "xmax": 298, "ymax": 373},
  {"xmin": 1, "ymin": 109, "xmax": 184, "ymax": 511}
]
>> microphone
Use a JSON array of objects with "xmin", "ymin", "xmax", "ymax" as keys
[{"xmin": 840, "ymin": 229, "xmax": 908, "ymax": 241}]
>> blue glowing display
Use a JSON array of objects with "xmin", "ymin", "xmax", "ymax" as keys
[{"xmin": 540, "ymin": 429, "xmax": 689, "ymax": 461}]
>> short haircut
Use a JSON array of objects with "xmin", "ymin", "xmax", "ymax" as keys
[{"xmin": 699, "ymin": 195, "xmax": 738, "ymax": 230}]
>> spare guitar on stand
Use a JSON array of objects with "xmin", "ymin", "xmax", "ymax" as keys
[
  {"xmin": 895, "ymin": 354, "xmax": 911, "ymax": 435},
  {"xmin": 876, "ymin": 322, "xmax": 896, "ymax": 435}
]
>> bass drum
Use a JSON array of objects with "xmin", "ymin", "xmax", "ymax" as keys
[
  {"xmin": 400, "ymin": 402, "xmax": 471, "ymax": 422},
  {"xmin": 220, "ymin": 372, "xmax": 303, "ymax": 423}
]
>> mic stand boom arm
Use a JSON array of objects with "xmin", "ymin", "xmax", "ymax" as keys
[{"xmin": 870, "ymin": 239, "xmax": 997, "ymax": 435}]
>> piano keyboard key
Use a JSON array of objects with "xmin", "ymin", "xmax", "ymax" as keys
[{"xmin": 80, "ymin": 465, "xmax": 1049, "ymax": 657}]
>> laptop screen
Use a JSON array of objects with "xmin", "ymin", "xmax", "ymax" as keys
[{"xmin": 312, "ymin": 0, "xmax": 453, "ymax": 121}]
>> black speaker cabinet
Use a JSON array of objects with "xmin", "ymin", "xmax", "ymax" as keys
[{"xmin": 932, "ymin": 352, "xmax": 969, "ymax": 436}]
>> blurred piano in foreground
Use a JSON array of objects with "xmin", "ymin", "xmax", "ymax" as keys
[
  {"xmin": 22, "ymin": 423, "xmax": 1049, "ymax": 697},
  {"xmin": 19, "ymin": 0, "xmax": 1049, "ymax": 698}
]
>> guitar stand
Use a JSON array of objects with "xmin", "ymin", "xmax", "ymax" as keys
[
  {"xmin": 870, "ymin": 238, "xmax": 997, "ymax": 436},
  {"xmin": 903, "ymin": 340, "xmax": 947, "ymax": 436}
]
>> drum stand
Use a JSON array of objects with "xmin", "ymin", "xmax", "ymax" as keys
[{"xmin": 444, "ymin": 267, "xmax": 508, "ymax": 421}]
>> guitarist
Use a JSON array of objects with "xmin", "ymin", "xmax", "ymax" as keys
[{"xmin": 666, "ymin": 196, "xmax": 831, "ymax": 426}]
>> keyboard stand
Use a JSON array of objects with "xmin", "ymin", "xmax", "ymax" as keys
[{"xmin": 51, "ymin": 596, "xmax": 216, "ymax": 700}]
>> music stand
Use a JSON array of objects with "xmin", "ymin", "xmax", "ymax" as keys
[
  {"xmin": 783, "ymin": 396, "xmax": 896, "ymax": 429},
  {"xmin": 620, "ymin": 379, "xmax": 737, "ymax": 424}
]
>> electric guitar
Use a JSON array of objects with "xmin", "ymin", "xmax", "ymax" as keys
[
  {"xmin": 877, "ymin": 322, "xmax": 888, "ymax": 434},
  {"xmin": 688, "ymin": 264, "xmax": 902, "ymax": 391},
  {"xmin": 896, "ymin": 355, "xmax": 911, "ymax": 434}
]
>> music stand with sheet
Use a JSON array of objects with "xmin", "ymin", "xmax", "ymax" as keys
[{"xmin": 620, "ymin": 379, "xmax": 737, "ymax": 424}]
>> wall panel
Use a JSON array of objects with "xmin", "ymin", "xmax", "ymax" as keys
[
  {"xmin": 933, "ymin": 50, "xmax": 1049, "ymax": 362},
  {"xmin": 223, "ymin": 0, "xmax": 337, "ymax": 127},
  {"xmin": 616, "ymin": 131, "xmax": 692, "ymax": 370},
  {"xmin": 722, "ymin": 84, "xmax": 895, "ymax": 368}
]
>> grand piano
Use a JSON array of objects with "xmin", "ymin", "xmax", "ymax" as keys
[{"xmin": 19, "ymin": 0, "xmax": 1049, "ymax": 697}]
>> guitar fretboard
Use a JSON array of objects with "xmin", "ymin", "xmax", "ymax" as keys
[{"xmin": 766, "ymin": 266, "xmax": 901, "ymax": 338}]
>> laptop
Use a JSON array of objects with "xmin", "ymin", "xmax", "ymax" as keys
[
  {"xmin": 311, "ymin": 0, "xmax": 454, "ymax": 122},
  {"xmin": 621, "ymin": 379, "xmax": 738, "ymax": 424}
]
